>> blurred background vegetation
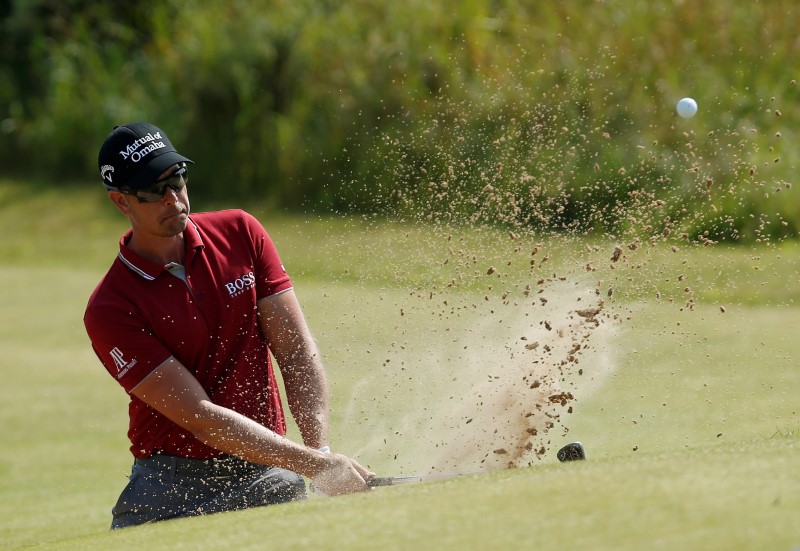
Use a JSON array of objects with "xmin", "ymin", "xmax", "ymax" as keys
[{"xmin": 1, "ymin": 0, "xmax": 798, "ymax": 241}]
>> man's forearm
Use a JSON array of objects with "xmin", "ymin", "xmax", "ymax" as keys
[
  {"xmin": 256, "ymin": 291, "xmax": 331, "ymax": 449},
  {"xmin": 282, "ymin": 356, "xmax": 329, "ymax": 449},
  {"xmin": 130, "ymin": 358, "xmax": 351, "ymax": 484},
  {"xmin": 191, "ymin": 399, "xmax": 331, "ymax": 477}
]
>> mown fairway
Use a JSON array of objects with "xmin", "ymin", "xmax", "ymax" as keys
[{"xmin": 2, "ymin": 183, "xmax": 799, "ymax": 550}]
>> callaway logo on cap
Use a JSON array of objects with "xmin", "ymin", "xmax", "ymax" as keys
[{"xmin": 98, "ymin": 122, "xmax": 193, "ymax": 191}]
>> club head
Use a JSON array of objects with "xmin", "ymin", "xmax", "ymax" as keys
[{"xmin": 557, "ymin": 441, "xmax": 586, "ymax": 462}]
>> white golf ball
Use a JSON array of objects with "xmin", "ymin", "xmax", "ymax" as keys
[{"xmin": 676, "ymin": 97, "xmax": 698, "ymax": 118}]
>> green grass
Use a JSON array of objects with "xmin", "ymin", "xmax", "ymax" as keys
[
  {"xmin": 38, "ymin": 439, "xmax": 800, "ymax": 551},
  {"xmin": 2, "ymin": 181, "xmax": 800, "ymax": 550}
]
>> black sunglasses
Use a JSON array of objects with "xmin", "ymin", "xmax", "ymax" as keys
[{"xmin": 119, "ymin": 165, "xmax": 189, "ymax": 203}]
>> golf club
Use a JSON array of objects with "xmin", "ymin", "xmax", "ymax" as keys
[
  {"xmin": 370, "ymin": 442, "xmax": 587, "ymax": 488},
  {"xmin": 367, "ymin": 472, "xmax": 477, "ymax": 487}
]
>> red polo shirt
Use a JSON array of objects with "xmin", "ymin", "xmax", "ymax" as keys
[{"xmin": 84, "ymin": 210, "xmax": 292, "ymax": 459}]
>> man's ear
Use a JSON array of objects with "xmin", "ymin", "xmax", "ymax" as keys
[{"xmin": 108, "ymin": 191, "xmax": 132, "ymax": 216}]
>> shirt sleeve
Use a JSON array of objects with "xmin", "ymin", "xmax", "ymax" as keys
[
  {"xmin": 84, "ymin": 300, "xmax": 174, "ymax": 394},
  {"xmin": 240, "ymin": 211, "xmax": 293, "ymax": 299}
]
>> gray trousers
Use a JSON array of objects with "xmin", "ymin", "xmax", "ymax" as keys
[{"xmin": 111, "ymin": 454, "xmax": 306, "ymax": 529}]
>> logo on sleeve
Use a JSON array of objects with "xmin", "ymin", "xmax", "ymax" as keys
[
  {"xmin": 109, "ymin": 347, "xmax": 137, "ymax": 379},
  {"xmin": 224, "ymin": 271, "xmax": 256, "ymax": 297}
]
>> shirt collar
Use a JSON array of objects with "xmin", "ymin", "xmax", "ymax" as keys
[{"xmin": 117, "ymin": 216, "xmax": 205, "ymax": 281}]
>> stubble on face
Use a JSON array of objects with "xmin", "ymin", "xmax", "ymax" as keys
[
  {"xmin": 157, "ymin": 195, "xmax": 190, "ymax": 236},
  {"xmin": 123, "ymin": 188, "xmax": 190, "ymax": 239}
]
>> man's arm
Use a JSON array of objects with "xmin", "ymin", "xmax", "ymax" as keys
[
  {"xmin": 257, "ymin": 290, "xmax": 328, "ymax": 450},
  {"xmin": 130, "ymin": 358, "xmax": 371, "ymax": 495}
]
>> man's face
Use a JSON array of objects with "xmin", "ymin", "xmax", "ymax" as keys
[{"xmin": 110, "ymin": 163, "xmax": 191, "ymax": 237}]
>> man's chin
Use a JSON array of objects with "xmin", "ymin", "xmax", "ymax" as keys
[{"xmin": 162, "ymin": 212, "xmax": 189, "ymax": 234}]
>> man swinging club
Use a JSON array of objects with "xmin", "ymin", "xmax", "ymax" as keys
[{"xmin": 85, "ymin": 122, "xmax": 372, "ymax": 529}]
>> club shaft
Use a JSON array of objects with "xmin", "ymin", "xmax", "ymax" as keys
[{"xmin": 367, "ymin": 472, "xmax": 475, "ymax": 487}]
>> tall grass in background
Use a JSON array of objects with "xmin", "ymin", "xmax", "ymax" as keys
[{"xmin": 0, "ymin": 0, "xmax": 798, "ymax": 240}]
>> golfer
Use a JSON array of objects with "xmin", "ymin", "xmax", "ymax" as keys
[{"xmin": 85, "ymin": 122, "xmax": 372, "ymax": 529}]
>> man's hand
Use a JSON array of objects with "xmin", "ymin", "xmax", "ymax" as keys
[{"xmin": 312, "ymin": 453, "xmax": 374, "ymax": 496}]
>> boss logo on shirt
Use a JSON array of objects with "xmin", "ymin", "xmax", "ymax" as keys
[{"xmin": 224, "ymin": 271, "xmax": 256, "ymax": 297}]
